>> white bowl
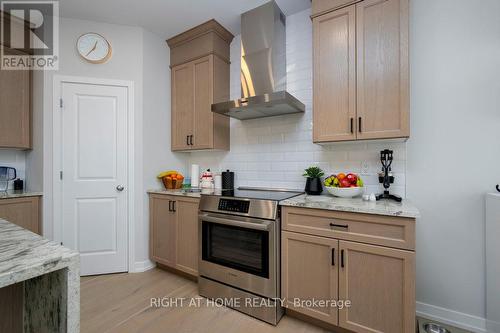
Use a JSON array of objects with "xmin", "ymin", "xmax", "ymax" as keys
[{"xmin": 325, "ymin": 186, "xmax": 363, "ymax": 198}]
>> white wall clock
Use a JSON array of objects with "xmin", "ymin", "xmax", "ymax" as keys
[{"xmin": 77, "ymin": 33, "xmax": 112, "ymax": 64}]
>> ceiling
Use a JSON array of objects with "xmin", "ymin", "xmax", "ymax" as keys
[{"xmin": 59, "ymin": 0, "xmax": 311, "ymax": 39}]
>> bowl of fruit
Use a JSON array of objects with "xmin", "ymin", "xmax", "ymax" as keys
[
  {"xmin": 324, "ymin": 173, "xmax": 364, "ymax": 198},
  {"xmin": 157, "ymin": 170, "xmax": 184, "ymax": 190}
]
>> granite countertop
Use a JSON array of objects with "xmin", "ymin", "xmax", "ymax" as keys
[
  {"xmin": 148, "ymin": 189, "xmax": 203, "ymax": 198},
  {"xmin": 0, "ymin": 190, "xmax": 43, "ymax": 200},
  {"xmin": 0, "ymin": 218, "xmax": 79, "ymax": 288},
  {"xmin": 279, "ymin": 194, "xmax": 420, "ymax": 218}
]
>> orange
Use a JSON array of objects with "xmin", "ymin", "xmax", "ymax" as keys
[{"xmin": 337, "ymin": 173, "xmax": 346, "ymax": 180}]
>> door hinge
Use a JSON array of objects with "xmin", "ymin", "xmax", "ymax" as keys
[
  {"xmin": 59, "ymin": 98, "xmax": 63, "ymax": 108},
  {"xmin": 59, "ymin": 171, "xmax": 63, "ymax": 180}
]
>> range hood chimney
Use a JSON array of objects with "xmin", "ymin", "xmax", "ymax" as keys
[{"xmin": 211, "ymin": 1, "xmax": 305, "ymax": 120}]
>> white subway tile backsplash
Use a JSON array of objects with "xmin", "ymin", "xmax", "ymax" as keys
[{"xmin": 187, "ymin": 9, "xmax": 407, "ymax": 197}]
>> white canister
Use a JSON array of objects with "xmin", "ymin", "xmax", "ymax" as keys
[{"xmin": 214, "ymin": 174, "xmax": 222, "ymax": 189}]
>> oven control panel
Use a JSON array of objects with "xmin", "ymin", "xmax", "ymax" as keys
[{"xmin": 218, "ymin": 199, "xmax": 250, "ymax": 213}]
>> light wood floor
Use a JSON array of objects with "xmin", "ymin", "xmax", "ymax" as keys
[{"xmin": 81, "ymin": 268, "xmax": 329, "ymax": 333}]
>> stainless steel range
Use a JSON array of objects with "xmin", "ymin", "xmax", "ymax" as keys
[{"xmin": 198, "ymin": 187, "xmax": 302, "ymax": 325}]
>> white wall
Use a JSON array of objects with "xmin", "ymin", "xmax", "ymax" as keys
[
  {"xmin": 141, "ymin": 28, "xmax": 186, "ymax": 268},
  {"xmin": 187, "ymin": 10, "xmax": 407, "ymax": 198},
  {"xmin": 408, "ymin": 0, "xmax": 500, "ymax": 331},
  {"xmin": 38, "ymin": 17, "xmax": 187, "ymax": 270},
  {"xmin": 188, "ymin": 3, "xmax": 500, "ymax": 332}
]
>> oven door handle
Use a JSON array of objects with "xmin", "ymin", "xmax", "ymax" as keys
[{"xmin": 199, "ymin": 214, "xmax": 272, "ymax": 231}]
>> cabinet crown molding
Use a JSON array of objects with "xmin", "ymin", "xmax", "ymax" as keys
[{"xmin": 166, "ymin": 19, "xmax": 235, "ymax": 48}]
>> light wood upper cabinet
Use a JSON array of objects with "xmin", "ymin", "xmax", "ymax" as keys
[
  {"xmin": 313, "ymin": 5, "xmax": 356, "ymax": 142},
  {"xmin": 0, "ymin": 196, "xmax": 41, "ymax": 234},
  {"xmin": 149, "ymin": 194, "xmax": 200, "ymax": 276},
  {"xmin": 0, "ymin": 48, "xmax": 32, "ymax": 149},
  {"xmin": 356, "ymin": 0, "xmax": 409, "ymax": 139},
  {"xmin": 171, "ymin": 63, "xmax": 194, "ymax": 151},
  {"xmin": 167, "ymin": 20, "xmax": 233, "ymax": 152},
  {"xmin": 282, "ymin": 231, "xmax": 339, "ymax": 325},
  {"xmin": 312, "ymin": 0, "xmax": 409, "ymax": 143},
  {"xmin": 338, "ymin": 240, "xmax": 415, "ymax": 333}
]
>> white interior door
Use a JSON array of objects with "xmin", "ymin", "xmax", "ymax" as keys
[{"xmin": 61, "ymin": 81, "xmax": 128, "ymax": 276}]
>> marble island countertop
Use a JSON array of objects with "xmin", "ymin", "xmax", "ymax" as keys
[
  {"xmin": 0, "ymin": 218, "xmax": 78, "ymax": 288},
  {"xmin": 0, "ymin": 190, "xmax": 43, "ymax": 200},
  {"xmin": 279, "ymin": 194, "xmax": 420, "ymax": 218}
]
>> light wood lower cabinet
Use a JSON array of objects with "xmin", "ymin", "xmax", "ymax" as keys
[
  {"xmin": 282, "ymin": 231, "xmax": 339, "ymax": 325},
  {"xmin": 282, "ymin": 207, "xmax": 415, "ymax": 333},
  {"xmin": 338, "ymin": 240, "xmax": 415, "ymax": 333},
  {"xmin": 149, "ymin": 194, "xmax": 199, "ymax": 276},
  {"xmin": 0, "ymin": 196, "xmax": 41, "ymax": 234}
]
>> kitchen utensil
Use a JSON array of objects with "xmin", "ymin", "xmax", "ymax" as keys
[
  {"xmin": 0, "ymin": 167, "xmax": 16, "ymax": 192},
  {"xmin": 423, "ymin": 323, "xmax": 451, "ymax": 333},
  {"xmin": 375, "ymin": 150, "xmax": 402, "ymax": 202},
  {"xmin": 13, "ymin": 178, "xmax": 23, "ymax": 191},
  {"xmin": 191, "ymin": 164, "xmax": 200, "ymax": 188},
  {"xmin": 326, "ymin": 186, "xmax": 363, "ymax": 198},
  {"xmin": 221, "ymin": 169, "xmax": 234, "ymax": 190},
  {"xmin": 200, "ymin": 169, "xmax": 214, "ymax": 189},
  {"xmin": 214, "ymin": 174, "xmax": 222, "ymax": 189}
]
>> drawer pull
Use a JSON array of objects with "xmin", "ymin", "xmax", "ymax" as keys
[{"xmin": 330, "ymin": 223, "xmax": 349, "ymax": 229}]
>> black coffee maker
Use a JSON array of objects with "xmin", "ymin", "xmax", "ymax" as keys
[{"xmin": 376, "ymin": 150, "xmax": 402, "ymax": 202}]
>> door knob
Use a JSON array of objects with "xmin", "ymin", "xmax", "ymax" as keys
[{"xmin": 116, "ymin": 185, "xmax": 125, "ymax": 192}]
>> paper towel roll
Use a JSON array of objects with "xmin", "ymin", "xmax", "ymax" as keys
[{"xmin": 191, "ymin": 164, "xmax": 200, "ymax": 188}]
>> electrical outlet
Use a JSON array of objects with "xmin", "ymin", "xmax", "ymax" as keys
[{"xmin": 361, "ymin": 161, "xmax": 370, "ymax": 174}]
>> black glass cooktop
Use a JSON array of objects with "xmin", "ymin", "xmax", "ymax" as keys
[{"xmin": 210, "ymin": 188, "xmax": 303, "ymax": 201}]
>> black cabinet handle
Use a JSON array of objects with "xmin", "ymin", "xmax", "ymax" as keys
[
  {"xmin": 168, "ymin": 200, "xmax": 172, "ymax": 212},
  {"xmin": 358, "ymin": 117, "xmax": 362, "ymax": 133},
  {"xmin": 330, "ymin": 223, "xmax": 349, "ymax": 229},
  {"xmin": 186, "ymin": 135, "xmax": 189, "ymax": 146},
  {"xmin": 331, "ymin": 248, "xmax": 335, "ymax": 266},
  {"xmin": 189, "ymin": 135, "xmax": 194, "ymax": 146},
  {"xmin": 172, "ymin": 201, "xmax": 176, "ymax": 212},
  {"xmin": 341, "ymin": 249, "xmax": 345, "ymax": 268},
  {"xmin": 350, "ymin": 118, "xmax": 354, "ymax": 134}
]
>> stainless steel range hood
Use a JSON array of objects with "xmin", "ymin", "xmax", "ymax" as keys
[{"xmin": 211, "ymin": 1, "xmax": 305, "ymax": 120}]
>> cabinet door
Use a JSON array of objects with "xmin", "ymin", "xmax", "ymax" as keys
[
  {"xmin": 313, "ymin": 5, "xmax": 356, "ymax": 143},
  {"xmin": 282, "ymin": 231, "xmax": 339, "ymax": 325},
  {"xmin": 0, "ymin": 48, "xmax": 31, "ymax": 149},
  {"xmin": 175, "ymin": 197, "xmax": 199, "ymax": 276},
  {"xmin": 338, "ymin": 240, "xmax": 415, "ymax": 333},
  {"xmin": 0, "ymin": 197, "xmax": 40, "ymax": 234},
  {"xmin": 171, "ymin": 63, "xmax": 194, "ymax": 151},
  {"xmin": 356, "ymin": 0, "xmax": 409, "ymax": 139},
  {"xmin": 192, "ymin": 55, "xmax": 213, "ymax": 150},
  {"xmin": 150, "ymin": 195, "xmax": 176, "ymax": 266}
]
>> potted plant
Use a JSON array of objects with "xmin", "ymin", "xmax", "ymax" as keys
[{"xmin": 303, "ymin": 166, "xmax": 325, "ymax": 195}]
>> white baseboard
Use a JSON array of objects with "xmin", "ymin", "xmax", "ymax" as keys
[
  {"xmin": 417, "ymin": 302, "xmax": 486, "ymax": 333},
  {"xmin": 132, "ymin": 260, "xmax": 156, "ymax": 273}
]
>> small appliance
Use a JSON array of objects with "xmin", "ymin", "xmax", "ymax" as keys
[
  {"xmin": 376, "ymin": 150, "xmax": 402, "ymax": 202},
  {"xmin": 0, "ymin": 167, "xmax": 16, "ymax": 192}
]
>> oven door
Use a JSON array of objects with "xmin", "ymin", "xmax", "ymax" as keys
[{"xmin": 198, "ymin": 212, "xmax": 277, "ymax": 298}]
